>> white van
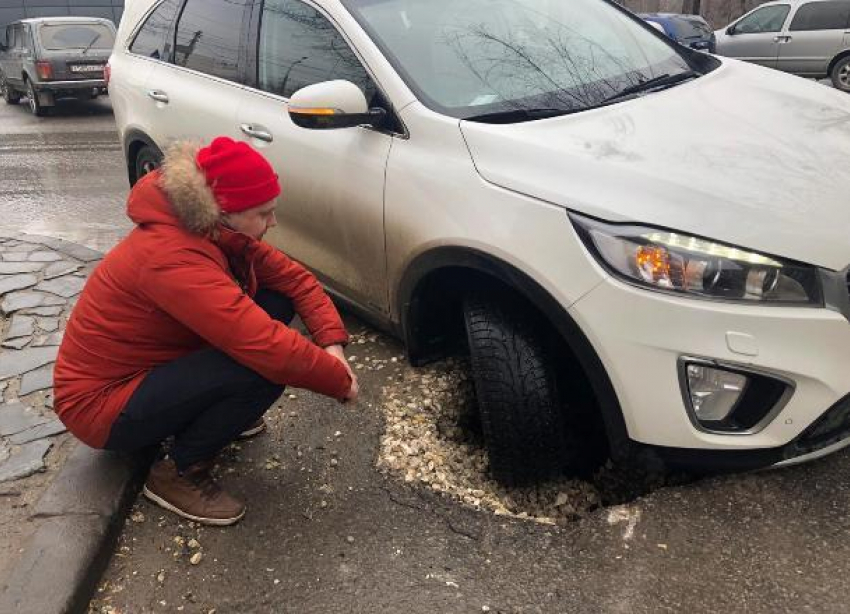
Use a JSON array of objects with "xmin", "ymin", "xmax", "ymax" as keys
[{"xmin": 108, "ymin": 0, "xmax": 850, "ymax": 484}]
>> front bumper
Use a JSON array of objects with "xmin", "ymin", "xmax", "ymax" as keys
[
  {"xmin": 569, "ymin": 274, "xmax": 850, "ymax": 464},
  {"xmin": 649, "ymin": 394, "xmax": 850, "ymax": 472}
]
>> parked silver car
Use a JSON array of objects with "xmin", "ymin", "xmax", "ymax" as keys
[
  {"xmin": 0, "ymin": 17, "xmax": 115, "ymax": 116},
  {"xmin": 715, "ymin": 0, "xmax": 850, "ymax": 91}
]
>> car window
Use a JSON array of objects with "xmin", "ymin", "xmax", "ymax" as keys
[
  {"xmin": 670, "ymin": 17, "xmax": 713, "ymax": 40},
  {"xmin": 258, "ymin": 0, "xmax": 375, "ymax": 100},
  {"xmin": 130, "ymin": 0, "xmax": 181, "ymax": 61},
  {"xmin": 38, "ymin": 24, "xmax": 115, "ymax": 51},
  {"xmin": 173, "ymin": 0, "xmax": 251, "ymax": 82},
  {"xmin": 21, "ymin": 26, "xmax": 33, "ymax": 51},
  {"xmin": 735, "ymin": 5, "xmax": 792, "ymax": 33},
  {"xmin": 789, "ymin": 1, "xmax": 850, "ymax": 31},
  {"xmin": 9, "ymin": 26, "xmax": 19, "ymax": 50}
]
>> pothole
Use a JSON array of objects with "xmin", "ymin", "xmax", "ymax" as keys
[{"xmin": 378, "ymin": 357, "xmax": 691, "ymax": 526}]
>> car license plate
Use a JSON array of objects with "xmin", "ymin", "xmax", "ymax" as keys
[{"xmin": 70, "ymin": 64, "xmax": 103, "ymax": 73}]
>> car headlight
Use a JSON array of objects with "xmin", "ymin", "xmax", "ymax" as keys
[{"xmin": 570, "ymin": 214, "xmax": 823, "ymax": 305}]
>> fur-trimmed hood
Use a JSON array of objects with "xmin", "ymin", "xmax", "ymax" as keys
[{"xmin": 126, "ymin": 142, "xmax": 221, "ymax": 235}]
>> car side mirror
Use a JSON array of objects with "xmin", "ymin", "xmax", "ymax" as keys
[
  {"xmin": 726, "ymin": 25, "xmax": 736, "ymax": 35},
  {"xmin": 288, "ymin": 80, "xmax": 386, "ymax": 130}
]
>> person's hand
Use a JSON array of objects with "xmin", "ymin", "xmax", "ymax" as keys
[
  {"xmin": 343, "ymin": 373, "xmax": 360, "ymax": 404},
  {"xmin": 325, "ymin": 344, "xmax": 358, "ymax": 403}
]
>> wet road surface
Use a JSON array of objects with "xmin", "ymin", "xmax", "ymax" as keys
[{"xmin": 0, "ymin": 97, "xmax": 131, "ymax": 253}]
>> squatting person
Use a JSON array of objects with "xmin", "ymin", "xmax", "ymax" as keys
[{"xmin": 54, "ymin": 136, "xmax": 359, "ymax": 526}]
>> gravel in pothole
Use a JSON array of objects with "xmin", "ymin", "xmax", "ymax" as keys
[{"xmin": 376, "ymin": 355, "xmax": 686, "ymax": 526}]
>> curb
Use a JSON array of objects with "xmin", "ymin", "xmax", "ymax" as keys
[{"xmin": 0, "ymin": 443, "xmax": 153, "ymax": 614}]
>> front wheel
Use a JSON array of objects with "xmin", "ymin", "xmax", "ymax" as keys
[
  {"xmin": 463, "ymin": 288, "xmax": 579, "ymax": 486},
  {"xmin": 831, "ymin": 56, "xmax": 850, "ymax": 92},
  {"xmin": 1, "ymin": 72, "xmax": 21, "ymax": 105},
  {"xmin": 26, "ymin": 80, "xmax": 47, "ymax": 117},
  {"xmin": 134, "ymin": 144, "xmax": 163, "ymax": 184}
]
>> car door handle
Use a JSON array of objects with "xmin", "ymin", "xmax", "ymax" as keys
[
  {"xmin": 773, "ymin": 35, "xmax": 792, "ymax": 43},
  {"xmin": 240, "ymin": 124, "xmax": 274, "ymax": 143},
  {"xmin": 147, "ymin": 90, "xmax": 169, "ymax": 103}
]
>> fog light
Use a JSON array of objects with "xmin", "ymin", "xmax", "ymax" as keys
[{"xmin": 685, "ymin": 364, "xmax": 748, "ymax": 422}]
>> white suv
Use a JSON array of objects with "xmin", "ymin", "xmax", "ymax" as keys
[{"xmin": 109, "ymin": 0, "xmax": 850, "ymax": 484}]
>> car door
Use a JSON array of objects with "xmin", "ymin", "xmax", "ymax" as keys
[
  {"xmin": 4, "ymin": 25, "xmax": 24, "ymax": 88},
  {"xmin": 718, "ymin": 4, "xmax": 793, "ymax": 68},
  {"xmin": 0, "ymin": 26, "xmax": 13, "ymax": 83},
  {"xmin": 141, "ymin": 0, "xmax": 253, "ymax": 149},
  {"xmin": 777, "ymin": 0, "xmax": 850, "ymax": 75},
  {"xmin": 19, "ymin": 24, "xmax": 36, "ymax": 82},
  {"xmin": 236, "ymin": 0, "xmax": 394, "ymax": 314}
]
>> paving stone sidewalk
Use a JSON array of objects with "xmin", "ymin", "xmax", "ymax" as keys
[{"xmin": 0, "ymin": 230, "xmax": 102, "ymax": 580}]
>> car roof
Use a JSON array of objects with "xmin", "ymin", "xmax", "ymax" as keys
[
  {"xmin": 639, "ymin": 13, "xmax": 709, "ymax": 22},
  {"xmin": 13, "ymin": 17, "xmax": 114, "ymax": 26},
  {"xmin": 757, "ymin": 0, "xmax": 841, "ymax": 5}
]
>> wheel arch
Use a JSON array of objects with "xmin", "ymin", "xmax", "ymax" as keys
[
  {"xmin": 827, "ymin": 50, "xmax": 850, "ymax": 76},
  {"xmin": 396, "ymin": 246, "xmax": 630, "ymax": 452}
]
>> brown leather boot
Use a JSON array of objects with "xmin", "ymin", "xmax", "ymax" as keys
[{"xmin": 143, "ymin": 458, "xmax": 246, "ymax": 526}]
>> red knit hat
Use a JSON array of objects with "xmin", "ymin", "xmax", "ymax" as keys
[{"xmin": 195, "ymin": 136, "xmax": 281, "ymax": 213}]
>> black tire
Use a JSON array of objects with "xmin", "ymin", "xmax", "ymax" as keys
[
  {"xmin": 134, "ymin": 144, "xmax": 163, "ymax": 184},
  {"xmin": 26, "ymin": 79, "xmax": 47, "ymax": 117},
  {"xmin": 831, "ymin": 56, "xmax": 850, "ymax": 92},
  {"xmin": 1, "ymin": 72, "xmax": 21, "ymax": 105},
  {"xmin": 463, "ymin": 288, "xmax": 578, "ymax": 486}
]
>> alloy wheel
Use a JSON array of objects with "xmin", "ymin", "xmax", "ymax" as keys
[{"xmin": 840, "ymin": 64, "xmax": 850, "ymax": 90}]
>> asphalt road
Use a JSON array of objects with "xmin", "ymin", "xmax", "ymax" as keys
[
  {"xmin": 0, "ymin": 96, "xmax": 131, "ymax": 253},
  {"xmin": 2, "ymin": 88, "xmax": 850, "ymax": 614}
]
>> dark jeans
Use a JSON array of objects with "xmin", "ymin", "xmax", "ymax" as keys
[{"xmin": 105, "ymin": 289, "xmax": 294, "ymax": 471}]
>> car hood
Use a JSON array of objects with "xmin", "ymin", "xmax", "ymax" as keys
[{"xmin": 459, "ymin": 60, "xmax": 850, "ymax": 271}]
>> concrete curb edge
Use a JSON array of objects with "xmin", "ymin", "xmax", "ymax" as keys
[{"xmin": 0, "ymin": 444, "xmax": 153, "ymax": 614}]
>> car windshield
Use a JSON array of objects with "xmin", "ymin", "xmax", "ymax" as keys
[
  {"xmin": 38, "ymin": 23, "xmax": 115, "ymax": 51},
  {"xmin": 342, "ymin": 0, "xmax": 698, "ymax": 120}
]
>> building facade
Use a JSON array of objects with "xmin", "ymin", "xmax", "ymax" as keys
[{"xmin": 0, "ymin": 0, "xmax": 124, "ymax": 28}]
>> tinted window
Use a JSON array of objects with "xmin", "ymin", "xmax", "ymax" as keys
[
  {"xmin": 670, "ymin": 17, "xmax": 713, "ymax": 40},
  {"xmin": 258, "ymin": 0, "xmax": 374, "ymax": 100},
  {"xmin": 735, "ymin": 5, "xmax": 792, "ymax": 33},
  {"xmin": 174, "ymin": 0, "xmax": 250, "ymax": 82},
  {"xmin": 790, "ymin": 1, "xmax": 850, "ymax": 30},
  {"xmin": 130, "ymin": 0, "xmax": 181, "ymax": 60},
  {"xmin": 38, "ymin": 24, "xmax": 115, "ymax": 51}
]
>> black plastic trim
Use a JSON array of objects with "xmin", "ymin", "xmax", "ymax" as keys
[{"xmin": 650, "ymin": 393, "xmax": 850, "ymax": 473}]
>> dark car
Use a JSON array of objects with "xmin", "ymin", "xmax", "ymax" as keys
[
  {"xmin": 641, "ymin": 13, "xmax": 717, "ymax": 53},
  {"xmin": 0, "ymin": 17, "xmax": 115, "ymax": 116}
]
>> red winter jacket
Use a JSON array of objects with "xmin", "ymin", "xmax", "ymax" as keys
[{"xmin": 54, "ymin": 153, "xmax": 351, "ymax": 448}]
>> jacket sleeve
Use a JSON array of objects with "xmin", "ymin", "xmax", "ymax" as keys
[
  {"xmin": 252, "ymin": 242, "xmax": 349, "ymax": 348},
  {"xmin": 139, "ymin": 249, "xmax": 352, "ymax": 400}
]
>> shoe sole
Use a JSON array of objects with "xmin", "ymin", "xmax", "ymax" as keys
[
  {"xmin": 237, "ymin": 422, "xmax": 267, "ymax": 439},
  {"xmin": 142, "ymin": 485, "xmax": 246, "ymax": 526}
]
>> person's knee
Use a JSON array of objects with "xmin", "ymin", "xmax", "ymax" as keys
[{"xmin": 255, "ymin": 289, "xmax": 294, "ymax": 324}]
